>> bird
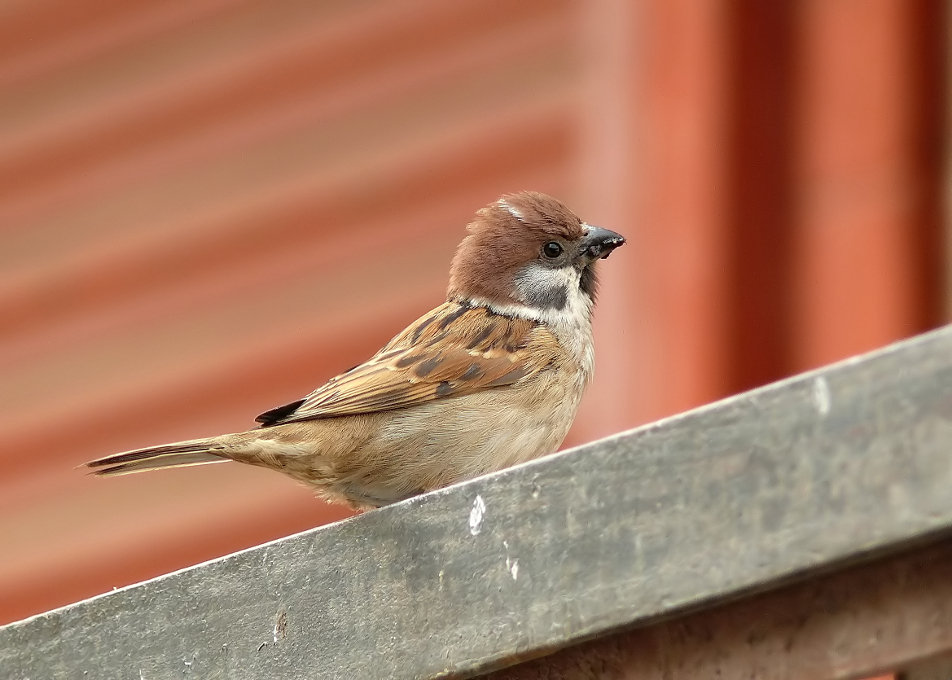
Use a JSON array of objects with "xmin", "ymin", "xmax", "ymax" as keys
[{"xmin": 85, "ymin": 191, "xmax": 625, "ymax": 510}]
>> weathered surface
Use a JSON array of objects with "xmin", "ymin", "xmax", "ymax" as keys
[
  {"xmin": 900, "ymin": 652, "xmax": 952, "ymax": 680},
  {"xmin": 482, "ymin": 538, "xmax": 952, "ymax": 679},
  {"xmin": 1, "ymin": 326, "xmax": 951, "ymax": 679}
]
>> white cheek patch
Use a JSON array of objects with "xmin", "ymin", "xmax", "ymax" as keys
[{"xmin": 514, "ymin": 264, "xmax": 580, "ymax": 311}]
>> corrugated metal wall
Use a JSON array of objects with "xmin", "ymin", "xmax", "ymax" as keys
[{"xmin": 1, "ymin": 0, "xmax": 947, "ymax": 634}]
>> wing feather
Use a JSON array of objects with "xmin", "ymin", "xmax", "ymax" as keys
[{"xmin": 257, "ymin": 302, "xmax": 559, "ymax": 425}]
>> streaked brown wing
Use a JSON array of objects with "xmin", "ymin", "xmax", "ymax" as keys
[{"xmin": 260, "ymin": 302, "xmax": 559, "ymax": 424}]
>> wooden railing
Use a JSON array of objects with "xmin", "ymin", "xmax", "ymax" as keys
[{"xmin": 2, "ymin": 326, "xmax": 951, "ymax": 679}]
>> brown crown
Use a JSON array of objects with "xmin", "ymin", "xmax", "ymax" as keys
[{"xmin": 446, "ymin": 192, "xmax": 585, "ymax": 305}]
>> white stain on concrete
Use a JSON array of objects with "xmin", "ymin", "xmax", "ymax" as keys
[
  {"xmin": 813, "ymin": 376, "xmax": 831, "ymax": 416},
  {"xmin": 469, "ymin": 495, "xmax": 486, "ymax": 536},
  {"xmin": 503, "ymin": 540, "xmax": 519, "ymax": 581},
  {"xmin": 507, "ymin": 558, "xmax": 519, "ymax": 581}
]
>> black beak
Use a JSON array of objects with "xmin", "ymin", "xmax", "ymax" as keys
[{"xmin": 581, "ymin": 225, "xmax": 626, "ymax": 261}]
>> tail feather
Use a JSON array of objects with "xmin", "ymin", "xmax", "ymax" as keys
[{"xmin": 85, "ymin": 440, "xmax": 228, "ymax": 477}]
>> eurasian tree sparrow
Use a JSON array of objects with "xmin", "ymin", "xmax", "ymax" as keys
[{"xmin": 86, "ymin": 192, "xmax": 625, "ymax": 510}]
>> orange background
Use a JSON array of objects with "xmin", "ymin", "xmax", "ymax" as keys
[{"xmin": 0, "ymin": 2, "xmax": 948, "ymax": 659}]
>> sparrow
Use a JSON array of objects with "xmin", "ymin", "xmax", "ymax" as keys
[{"xmin": 85, "ymin": 191, "xmax": 625, "ymax": 510}]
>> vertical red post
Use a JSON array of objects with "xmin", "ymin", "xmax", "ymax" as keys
[
  {"xmin": 792, "ymin": 0, "xmax": 946, "ymax": 372},
  {"xmin": 574, "ymin": 0, "xmax": 734, "ymax": 443}
]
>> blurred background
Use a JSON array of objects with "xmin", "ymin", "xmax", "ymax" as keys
[{"xmin": 0, "ymin": 0, "xmax": 949, "ymax": 629}]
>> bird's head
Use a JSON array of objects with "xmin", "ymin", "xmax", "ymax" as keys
[{"xmin": 447, "ymin": 191, "xmax": 625, "ymax": 317}]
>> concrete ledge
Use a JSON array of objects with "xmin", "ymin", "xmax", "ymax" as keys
[
  {"xmin": 482, "ymin": 539, "xmax": 952, "ymax": 680},
  {"xmin": 2, "ymin": 326, "xmax": 952, "ymax": 679}
]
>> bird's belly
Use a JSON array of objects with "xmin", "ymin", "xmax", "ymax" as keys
[
  {"xmin": 277, "ymin": 371, "xmax": 586, "ymax": 508},
  {"xmin": 375, "ymin": 374, "xmax": 581, "ymax": 492}
]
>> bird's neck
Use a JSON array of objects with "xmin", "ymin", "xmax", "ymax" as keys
[{"xmin": 452, "ymin": 292, "xmax": 596, "ymax": 382}]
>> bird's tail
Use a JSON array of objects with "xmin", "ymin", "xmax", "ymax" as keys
[{"xmin": 85, "ymin": 437, "xmax": 232, "ymax": 477}]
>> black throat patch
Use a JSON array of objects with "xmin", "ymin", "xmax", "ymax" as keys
[
  {"xmin": 580, "ymin": 265, "xmax": 598, "ymax": 301},
  {"xmin": 521, "ymin": 282, "xmax": 567, "ymax": 311}
]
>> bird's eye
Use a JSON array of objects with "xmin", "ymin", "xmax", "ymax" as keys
[{"xmin": 542, "ymin": 241, "xmax": 563, "ymax": 259}]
